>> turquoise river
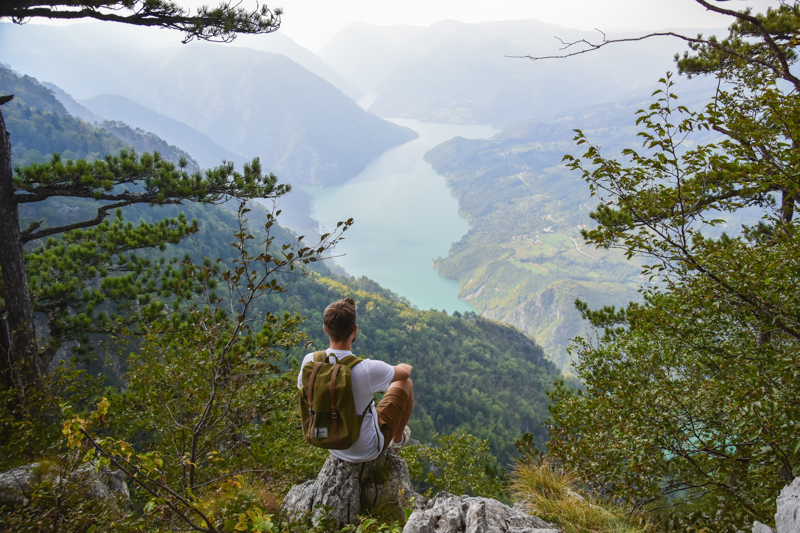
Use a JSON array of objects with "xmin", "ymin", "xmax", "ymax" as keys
[{"xmin": 304, "ymin": 119, "xmax": 497, "ymax": 313}]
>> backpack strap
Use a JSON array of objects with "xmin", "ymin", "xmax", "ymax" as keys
[
  {"xmin": 339, "ymin": 355, "xmax": 363, "ymax": 368},
  {"xmin": 305, "ymin": 361, "xmax": 323, "ymax": 441},
  {"xmin": 330, "ymin": 363, "xmax": 342, "ymax": 446},
  {"xmin": 305, "ymin": 352, "xmax": 326, "ymax": 442},
  {"xmin": 339, "ymin": 355, "xmax": 371, "ymax": 417}
]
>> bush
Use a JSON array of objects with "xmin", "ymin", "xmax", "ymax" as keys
[{"xmin": 401, "ymin": 432, "xmax": 503, "ymax": 499}]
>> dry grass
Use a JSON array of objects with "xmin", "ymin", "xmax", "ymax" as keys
[{"xmin": 509, "ymin": 460, "xmax": 652, "ymax": 533}]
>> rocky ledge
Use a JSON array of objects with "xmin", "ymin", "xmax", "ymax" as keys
[
  {"xmin": 404, "ymin": 491, "xmax": 558, "ymax": 533},
  {"xmin": 281, "ymin": 450, "xmax": 556, "ymax": 533}
]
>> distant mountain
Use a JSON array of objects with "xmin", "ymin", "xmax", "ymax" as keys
[
  {"xmin": 80, "ymin": 94, "xmax": 246, "ymax": 170},
  {"xmin": 228, "ymin": 32, "xmax": 362, "ymax": 101},
  {"xmin": 98, "ymin": 120, "xmax": 200, "ymax": 171},
  {"xmin": 320, "ymin": 19, "xmax": 722, "ymax": 125},
  {"xmin": 129, "ymin": 45, "xmax": 417, "ymax": 187},
  {"xmin": 318, "ymin": 22, "xmax": 425, "ymax": 99},
  {"xmin": 0, "ymin": 67, "xmax": 200, "ymax": 171},
  {"xmin": 39, "ymin": 81, "xmax": 103, "ymax": 123},
  {"xmin": 0, "ymin": 21, "xmax": 417, "ymax": 187}
]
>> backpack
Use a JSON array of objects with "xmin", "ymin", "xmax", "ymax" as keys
[{"xmin": 299, "ymin": 351, "xmax": 373, "ymax": 450}]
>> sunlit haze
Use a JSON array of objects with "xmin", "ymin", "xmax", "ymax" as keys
[
  {"xmin": 22, "ymin": 0, "xmax": 778, "ymax": 51},
  {"xmin": 272, "ymin": 0, "xmax": 776, "ymax": 50}
]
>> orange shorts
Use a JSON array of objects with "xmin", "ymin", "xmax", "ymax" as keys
[{"xmin": 375, "ymin": 387, "xmax": 409, "ymax": 451}]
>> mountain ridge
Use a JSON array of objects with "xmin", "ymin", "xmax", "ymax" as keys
[
  {"xmin": 0, "ymin": 21, "xmax": 418, "ymax": 188},
  {"xmin": 320, "ymin": 19, "xmax": 724, "ymax": 126}
]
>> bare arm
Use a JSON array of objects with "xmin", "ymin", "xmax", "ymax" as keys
[{"xmin": 391, "ymin": 363, "xmax": 413, "ymax": 382}]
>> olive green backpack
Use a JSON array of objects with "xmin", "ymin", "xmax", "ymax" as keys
[{"xmin": 299, "ymin": 351, "xmax": 372, "ymax": 450}]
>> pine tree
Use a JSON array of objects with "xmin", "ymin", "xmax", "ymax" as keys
[
  {"xmin": 0, "ymin": 1, "xmax": 282, "ymax": 43},
  {"xmin": 0, "ymin": 1, "xmax": 284, "ymax": 395}
]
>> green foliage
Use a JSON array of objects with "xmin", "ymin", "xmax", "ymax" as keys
[
  {"xmin": 54, "ymin": 208, "xmax": 350, "ymax": 533},
  {"xmin": 402, "ymin": 432, "xmax": 503, "ymax": 499},
  {"xmin": 249, "ymin": 371, "xmax": 329, "ymax": 493},
  {"xmin": 15, "ymin": 150, "xmax": 284, "ymax": 218},
  {"xmin": 548, "ymin": 5, "xmax": 800, "ymax": 530},
  {"xmin": 24, "ymin": 209, "xmax": 198, "ymax": 356},
  {"xmin": 99, "ymin": 120, "xmax": 201, "ymax": 171},
  {"xmin": 6, "ymin": 135, "xmax": 289, "ymax": 374},
  {"xmin": 0, "ymin": 362, "xmax": 105, "ymax": 470}
]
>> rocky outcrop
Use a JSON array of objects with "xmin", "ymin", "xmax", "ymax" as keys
[
  {"xmin": 0, "ymin": 462, "xmax": 130, "ymax": 510},
  {"xmin": 282, "ymin": 450, "xmax": 415, "ymax": 527},
  {"xmin": 403, "ymin": 491, "xmax": 558, "ymax": 533},
  {"xmin": 751, "ymin": 477, "xmax": 800, "ymax": 533},
  {"xmin": 282, "ymin": 451, "xmax": 555, "ymax": 532}
]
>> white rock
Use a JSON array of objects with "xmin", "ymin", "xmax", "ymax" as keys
[
  {"xmin": 775, "ymin": 477, "xmax": 800, "ymax": 533},
  {"xmin": 752, "ymin": 521, "xmax": 775, "ymax": 533},
  {"xmin": 282, "ymin": 449, "xmax": 415, "ymax": 527},
  {"xmin": 403, "ymin": 491, "xmax": 558, "ymax": 533}
]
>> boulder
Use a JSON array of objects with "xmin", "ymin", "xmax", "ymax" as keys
[
  {"xmin": 775, "ymin": 477, "xmax": 800, "ymax": 533},
  {"xmin": 403, "ymin": 491, "xmax": 558, "ymax": 533},
  {"xmin": 282, "ymin": 449, "xmax": 415, "ymax": 527},
  {"xmin": 752, "ymin": 522, "xmax": 774, "ymax": 533},
  {"xmin": 0, "ymin": 462, "xmax": 130, "ymax": 510},
  {"xmin": 0, "ymin": 464, "xmax": 40, "ymax": 506}
]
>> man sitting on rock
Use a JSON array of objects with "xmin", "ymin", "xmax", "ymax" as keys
[{"xmin": 296, "ymin": 297, "xmax": 414, "ymax": 462}]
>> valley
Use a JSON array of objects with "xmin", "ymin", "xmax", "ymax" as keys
[
  {"xmin": 0, "ymin": 3, "xmax": 793, "ymax": 531},
  {"xmin": 0, "ymin": 18, "xmax": 714, "ymax": 371}
]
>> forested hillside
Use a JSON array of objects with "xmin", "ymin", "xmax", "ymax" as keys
[
  {"xmin": 1, "ymin": 67, "xmax": 198, "ymax": 170},
  {"xmin": 424, "ymin": 116, "xmax": 639, "ymax": 368},
  {"xmin": 3, "ymin": 66, "xmax": 561, "ymax": 468},
  {"xmin": 422, "ymin": 90, "xmax": 727, "ymax": 368},
  {"xmin": 273, "ymin": 276, "xmax": 559, "ymax": 462},
  {"xmin": 1, "ymin": 67, "xmax": 128, "ymax": 168}
]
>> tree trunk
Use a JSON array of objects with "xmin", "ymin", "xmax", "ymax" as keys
[{"xmin": 0, "ymin": 103, "xmax": 42, "ymax": 395}]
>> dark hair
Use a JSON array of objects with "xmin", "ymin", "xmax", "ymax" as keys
[{"xmin": 323, "ymin": 297, "xmax": 357, "ymax": 342}]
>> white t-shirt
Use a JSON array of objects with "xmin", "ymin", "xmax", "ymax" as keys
[{"xmin": 297, "ymin": 349, "xmax": 395, "ymax": 463}]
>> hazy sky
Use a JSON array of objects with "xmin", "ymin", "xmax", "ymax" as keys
[
  {"xmin": 21, "ymin": 0, "xmax": 779, "ymax": 51},
  {"xmin": 265, "ymin": 0, "xmax": 778, "ymax": 50}
]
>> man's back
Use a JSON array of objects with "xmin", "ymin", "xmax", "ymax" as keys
[{"xmin": 297, "ymin": 348, "xmax": 394, "ymax": 462}]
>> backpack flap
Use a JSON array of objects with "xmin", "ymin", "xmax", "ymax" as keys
[{"xmin": 299, "ymin": 352, "xmax": 364, "ymax": 450}]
